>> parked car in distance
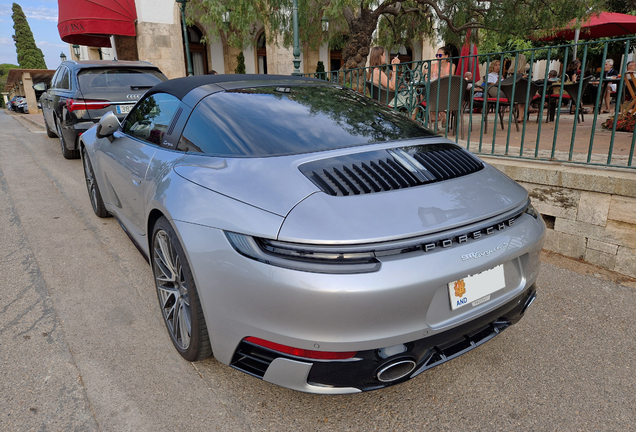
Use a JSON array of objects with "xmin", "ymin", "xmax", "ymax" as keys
[
  {"xmin": 7, "ymin": 95, "xmax": 24, "ymax": 111},
  {"xmin": 41, "ymin": 60, "xmax": 167, "ymax": 159},
  {"xmin": 16, "ymin": 97, "xmax": 28, "ymax": 113},
  {"xmin": 80, "ymin": 74, "xmax": 546, "ymax": 394}
]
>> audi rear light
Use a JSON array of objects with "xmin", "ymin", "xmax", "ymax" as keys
[
  {"xmin": 245, "ymin": 337, "xmax": 356, "ymax": 360},
  {"xmin": 66, "ymin": 99, "xmax": 111, "ymax": 112}
]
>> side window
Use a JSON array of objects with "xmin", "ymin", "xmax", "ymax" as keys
[
  {"xmin": 122, "ymin": 93, "xmax": 181, "ymax": 147},
  {"xmin": 50, "ymin": 69, "xmax": 61, "ymax": 88},
  {"xmin": 55, "ymin": 67, "xmax": 71, "ymax": 90}
]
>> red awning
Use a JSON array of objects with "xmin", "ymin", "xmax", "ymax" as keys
[
  {"xmin": 58, "ymin": 0, "xmax": 138, "ymax": 48},
  {"xmin": 538, "ymin": 12, "xmax": 636, "ymax": 41}
]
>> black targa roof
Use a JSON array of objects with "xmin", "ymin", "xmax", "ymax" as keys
[{"xmin": 145, "ymin": 74, "xmax": 327, "ymax": 100}]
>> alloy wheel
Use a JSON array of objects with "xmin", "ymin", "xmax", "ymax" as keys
[
  {"xmin": 82, "ymin": 151, "xmax": 98, "ymax": 213},
  {"xmin": 153, "ymin": 230, "xmax": 191, "ymax": 350},
  {"xmin": 56, "ymin": 121, "xmax": 65, "ymax": 153}
]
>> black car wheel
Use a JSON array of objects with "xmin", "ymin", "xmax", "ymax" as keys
[
  {"xmin": 81, "ymin": 147, "xmax": 110, "ymax": 218},
  {"xmin": 43, "ymin": 114, "xmax": 57, "ymax": 138},
  {"xmin": 56, "ymin": 119, "xmax": 80, "ymax": 159},
  {"xmin": 152, "ymin": 216, "xmax": 212, "ymax": 362}
]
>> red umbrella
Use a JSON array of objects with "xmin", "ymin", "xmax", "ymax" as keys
[
  {"xmin": 540, "ymin": 12, "xmax": 636, "ymax": 41},
  {"xmin": 456, "ymin": 29, "xmax": 481, "ymax": 83}
]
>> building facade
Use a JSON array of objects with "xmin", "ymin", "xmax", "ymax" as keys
[{"xmin": 60, "ymin": 0, "xmax": 433, "ymax": 79}]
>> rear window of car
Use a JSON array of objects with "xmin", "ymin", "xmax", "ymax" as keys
[
  {"xmin": 78, "ymin": 68, "xmax": 166, "ymax": 94},
  {"xmin": 178, "ymin": 85, "xmax": 435, "ymax": 157}
]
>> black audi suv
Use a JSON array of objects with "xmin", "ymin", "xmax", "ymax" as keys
[{"xmin": 41, "ymin": 60, "xmax": 167, "ymax": 159}]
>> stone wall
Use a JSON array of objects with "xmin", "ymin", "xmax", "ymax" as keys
[
  {"xmin": 136, "ymin": 20, "xmax": 185, "ymax": 79},
  {"xmin": 481, "ymin": 157, "xmax": 636, "ymax": 278}
]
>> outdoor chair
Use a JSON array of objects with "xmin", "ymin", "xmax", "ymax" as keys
[
  {"xmin": 499, "ymin": 77, "xmax": 542, "ymax": 130},
  {"xmin": 365, "ymin": 81, "xmax": 396, "ymax": 106},
  {"xmin": 472, "ymin": 81, "xmax": 510, "ymax": 134},
  {"xmin": 624, "ymin": 73, "xmax": 636, "ymax": 114},
  {"xmin": 424, "ymin": 75, "xmax": 467, "ymax": 138},
  {"xmin": 547, "ymin": 76, "xmax": 593, "ymax": 123}
]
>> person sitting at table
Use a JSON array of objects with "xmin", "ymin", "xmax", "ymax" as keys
[
  {"xmin": 366, "ymin": 46, "xmax": 402, "ymax": 105},
  {"xmin": 472, "ymin": 60, "xmax": 501, "ymax": 99},
  {"xmin": 507, "ymin": 54, "xmax": 527, "ymax": 78},
  {"xmin": 626, "ymin": 61, "xmax": 636, "ymax": 74},
  {"xmin": 422, "ymin": 46, "xmax": 456, "ymax": 126},
  {"xmin": 428, "ymin": 46, "xmax": 455, "ymax": 80},
  {"xmin": 566, "ymin": 60, "xmax": 582, "ymax": 83},
  {"xmin": 464, "ymin": 71, "xmax": 473, "ymax": 88},
  {"xmin": 602, "ymin": 59, "xmax": 619, "ymax": 113},
  {"xmin": 548, "ymin": 70, "xmax": 559, "ymax": 82},
  {"xmin": 486, "ymin": 60, "xmax": 502, "ymax": 84}
]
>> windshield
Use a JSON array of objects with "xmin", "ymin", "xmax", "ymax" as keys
[
  {"xmin": 178, "ymin": 85, "xmax": 435, "ymax": 157},
  {"xmin": 78, "ymin": 68, "xmax": 166, "ymax": 94}
]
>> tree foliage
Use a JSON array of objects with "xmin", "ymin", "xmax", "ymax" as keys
[
  {"xmin": 189, "ymin": 0, "xmax": 607, "ymax": 72},
  {"xmin": 0, "ymin": 63, "xmax": 20, "ymax": 89},
  {"xmin": 11, "ymin": 3, "xmax": 46, "ymax": 69}
]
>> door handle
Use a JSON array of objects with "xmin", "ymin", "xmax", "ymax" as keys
[{"xmin": 131, "ymin": 174, "xmax": 142, "ymax": 186}]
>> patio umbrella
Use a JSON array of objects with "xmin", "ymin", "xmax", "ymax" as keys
[
  {"xmin": 456, "ymin": 29, "xmax": 481, "ymax": 83},
  {"xmin": 539, "ymin": 12, "xmax": 636, "ymax": 42}
]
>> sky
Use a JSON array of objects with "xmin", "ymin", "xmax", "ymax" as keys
[{"xmin": 0, "ymin": 0, "xmax": 68, "ymax": 69}]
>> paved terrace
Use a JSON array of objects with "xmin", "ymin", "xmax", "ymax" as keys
[{"xmin": 426, "ymin": 105, "xmax": 634, "ymax": 168}]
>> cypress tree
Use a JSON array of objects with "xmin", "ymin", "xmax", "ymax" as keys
[
  {"xmin": 12, "ymin": 3, "xmax": 47, "ymax": 69},
  {"xmin": 235, "ymin": 52, "xmax": 246, "ymax": 74},
  {"xmin": 316, "ymin": 61, "xmax": 326, "ymax": 80}
]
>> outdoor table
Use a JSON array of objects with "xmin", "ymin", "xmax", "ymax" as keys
[
  {"xmin": 545, "ymin": 81, "xmax": 589, "ymax": 121},
  {"xmin": 545, "ymin": 81, "xmax": 572, "ymax": 121}
]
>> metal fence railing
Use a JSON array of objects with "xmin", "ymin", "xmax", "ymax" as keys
[{"xmin": 301, "ymin": 38, "xmax": 636, "ymax": 169}]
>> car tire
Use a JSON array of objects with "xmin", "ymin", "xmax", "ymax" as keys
[
  {"xmin": 43, "ymin": 115, "xmax": 57, "ymax": 138},
  {"xmin": 56, "ymin": 119, "xmax": 80, "ymax": 159},
  {"xmin": 152, "ymin": 216, "xmax": 212, "ymax": 362},
  {"xmin": 81, "ymin": 147, "xmax": 110, "ymax": 218}
]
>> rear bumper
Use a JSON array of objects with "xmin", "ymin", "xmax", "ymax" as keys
[
  {"xmin": 230, "ymin": 285, "xmax": 537, "ymax": 393},
  {"xmin": 174, "ymin": 205, "xmax": 545, "ymax": 394}
]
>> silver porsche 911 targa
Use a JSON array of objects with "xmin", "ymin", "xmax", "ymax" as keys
[{"xmin": 80, "ymin": 74, "xmax": 545, "ymax": 394}]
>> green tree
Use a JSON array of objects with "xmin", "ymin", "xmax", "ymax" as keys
[
  {"xmin": 235, "ymin": 51, "xmax": 246, "ymax": 73},
  {"xmin": 12, "ymin": 3, "xmax": 46, "ymax": 69},
  {"xmin": 191, "ymin": 0, "xmax": 605, "ymax": 72},
  {"xmin": 0, "ymin": 63, "xmax": 20, "ymax": 89}
]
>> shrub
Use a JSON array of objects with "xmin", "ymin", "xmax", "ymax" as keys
[
  {"xmin": 316, "ymin": 61, "xmax": 326, "ymax": 80},
  {"xmin": 235, "ymin": 52, "xmax": 246, "ymax": 74}
]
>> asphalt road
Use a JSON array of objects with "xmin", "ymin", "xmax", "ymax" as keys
[{"xmin": 1, "ymin": 109, "xmax": 635, "ymax": 432}]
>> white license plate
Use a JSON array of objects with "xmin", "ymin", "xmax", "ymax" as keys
[
  {"xmin": 116, "ymin": 104, "xmax": 133, "ymax": 114},
  {"xmin": 448, "ymin": 265, "xmax": 505, "ymax": 310}
]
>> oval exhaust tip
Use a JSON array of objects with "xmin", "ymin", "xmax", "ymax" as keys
[{"xmin": 376, "ymin": 359, "xmax": 417, "ymax": 383}]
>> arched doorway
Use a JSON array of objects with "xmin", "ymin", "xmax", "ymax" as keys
[
  {"xmin": 256, "ymin": 30, "xmax": 267, "ymax": 74},
  {"xmin": 329, "ymin": 34, "xmax": 349, "ymax": 72},
  {"xmin": 186, "ymin": 25, "xmax": 208, "ymax": 75}
]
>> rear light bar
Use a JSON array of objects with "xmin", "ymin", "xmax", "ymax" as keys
[
  {"xmin": 245, "ymin": 337, "xmax": 356, "ymax": 360},
  {"xmin": 66, "ymin": 99, "xmax": 111, "ymax": 112}
]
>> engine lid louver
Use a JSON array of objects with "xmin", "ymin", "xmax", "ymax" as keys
[{"xmin": 300, "ymin": 143, "xmax": 483, "ymax": 197}]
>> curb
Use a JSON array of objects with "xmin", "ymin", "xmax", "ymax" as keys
[{"xmin": 5, "ymin": 110, "xmax": 45, "ymax": 130}]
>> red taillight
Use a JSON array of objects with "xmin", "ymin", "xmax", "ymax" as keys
[
  {"xmin": 66, "ymin": 99, "xmax": 111, "ymax": 112},
  {"xmin": 245, "ymin": 337, "xmax": 356, "ymax": 360}
]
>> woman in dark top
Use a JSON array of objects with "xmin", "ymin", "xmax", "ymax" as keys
[{"xmin": 566, "ymin": 60, "xmax": 581, "ymax": 83}]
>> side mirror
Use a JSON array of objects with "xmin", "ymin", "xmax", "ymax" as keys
[
  {"xmin": 32, "ymin": 82, "xmax": 47, "ymax": 91},
  {"xmin": 96, "ymin": 112, "xmax": 120, "ymax": 142}
]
